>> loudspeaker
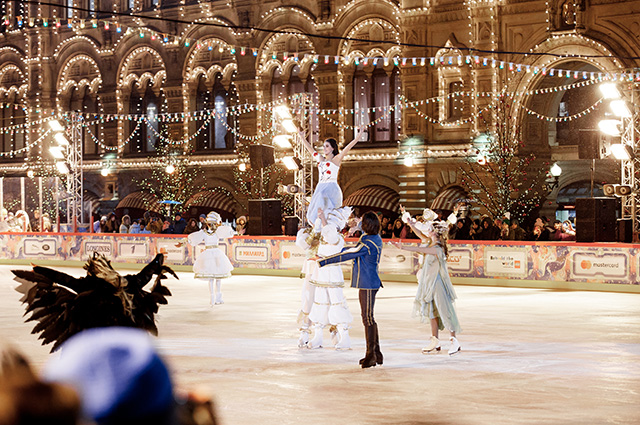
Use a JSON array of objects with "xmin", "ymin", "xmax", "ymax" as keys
[
  {"xmin": 248, "ymin": 199, "xmax": 282, "ymax": 235},
  {"xmin": 617, "ymin": 219, "xmax": 633, "ymax": 243},
  {"xmin": 249, "ymin": 144, "xmax": 275, "ymax": 169},
  {"xmin": 578, "ymin": 132, "xmax": 601, "ymax": 160},
  {"xmin": 284, "ymin": 216, "xmax": 300, "ymax": 236},
  {"xmin": 575, "ymin": 197, "xmax": 617, "ymax": 242}
]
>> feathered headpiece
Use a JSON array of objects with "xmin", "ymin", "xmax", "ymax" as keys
[{"xmin": 12, "ymin": 253, "xmax": 177, "ymax": 352}]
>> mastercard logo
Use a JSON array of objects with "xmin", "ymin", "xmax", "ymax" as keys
[
  {"xmin": 580, "ymin": 260, "xmax": 592, "ymax": 269},
  {"xmin": 283, "ymin": 251, "xmax": 291, "ymax": 259}
]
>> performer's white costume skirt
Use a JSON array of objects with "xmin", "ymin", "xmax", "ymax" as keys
[{"xmin": 193, "ymin": 246, "xmax": 234, "ymax": 279}]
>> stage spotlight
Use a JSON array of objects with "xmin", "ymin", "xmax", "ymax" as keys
[
  {"xmin": 55, "ymin": 162, "xmax": 70, "ymax": 174},
  {"xmin": 283, "ymin": 156, "xmax": 302, "ymax": 170}
]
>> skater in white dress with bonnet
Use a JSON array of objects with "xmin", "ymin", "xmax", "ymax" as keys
[{"xmin": 187, "ymin": 211, "xmax": 235, "ymax": 306}]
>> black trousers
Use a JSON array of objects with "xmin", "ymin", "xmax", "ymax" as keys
[{"xmin": 358, "ymin": 289, "xmax": 378, "ymax": 327}]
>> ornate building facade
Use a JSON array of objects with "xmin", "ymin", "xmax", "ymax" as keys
[{"xmin": 0, "ymin": 0, "xmax": 639, "ymax": 224}]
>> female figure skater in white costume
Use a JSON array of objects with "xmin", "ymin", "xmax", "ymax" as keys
[
  {"xmin": 187, "ymin": 211, "xmax": 235, "ymax": 306},
  {"xmin": 299, "ymin": 128, "xmax": 364, "ymax": 226}
]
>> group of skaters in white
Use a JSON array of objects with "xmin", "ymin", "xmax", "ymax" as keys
[{"xmin": 188, "ymin": 130, "xmax": 463, "ymax": 365}]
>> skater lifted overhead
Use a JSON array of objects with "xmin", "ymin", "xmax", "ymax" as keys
[{"xmin": 297, "ymin": 127, "xmax": 365, "ymax": 226}]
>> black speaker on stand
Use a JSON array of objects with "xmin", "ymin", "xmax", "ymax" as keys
[
  {"xmin": 249, "ymin": 144, "xmax": 275, "ymax": 169},
  {"xmin": 575, "ymin": 197, "xmax": 617, "ymax": 242},
  {"xmin": 248, "ymin": 199, "xmax": 282, "ymax": 235}
]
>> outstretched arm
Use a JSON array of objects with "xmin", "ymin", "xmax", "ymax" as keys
[
  {"xmin": 399, "ymin": 205, "xmax": 429, "ymax": 243},
  {"xmin": 334, "ymin": 127, "xmax": 364, "ymax": 164},
  {"xmin": 297, "ymin": 128, "xmax": 319, "ymax": 159},
  {"xmin": 389, "ymin": 241, "xmax": 439, "ymax": 255}
]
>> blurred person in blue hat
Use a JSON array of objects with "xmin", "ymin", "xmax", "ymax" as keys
[{"xmin": 43, "ymin": 327, "xmax": 218, "ymax": 425}]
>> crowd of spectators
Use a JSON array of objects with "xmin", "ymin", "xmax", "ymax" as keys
[{"xmin": 0, "ymin": 205, "xmax": 579, "ymax": 242}]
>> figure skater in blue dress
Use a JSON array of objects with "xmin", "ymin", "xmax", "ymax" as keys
[{"xmin": 299, "ymin": 128, "xmax": 364, "ymax": 226}]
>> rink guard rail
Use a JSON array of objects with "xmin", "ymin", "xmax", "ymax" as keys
[{"xmin": 0, "ymin": 233, "xmax": 639, "ymax": 293}]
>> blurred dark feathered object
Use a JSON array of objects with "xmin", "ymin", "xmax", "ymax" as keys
[{"xmin": 12, "ymin": 253, "xmax": 178, "ymax": 353}]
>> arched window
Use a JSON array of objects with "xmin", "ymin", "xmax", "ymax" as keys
[
  {"xmin": 271, "ymin": 68, "xmax": 286, "ymax": 103},
  {"xmin": 0, "ymin": 102, "xmax": 25, "ymax": 160},
  {"xmin": 195, "ymin": 75, "xmax": 232, "ymax": 152},
  {"xmin": 82, "ymin": 91, "xmax": 99, "ymax": 157},
  {"xmin": 128, "ymin": 83, "xmax": 163, "ymax": 155},
  {"xmin": 448, "ymin": 81, "xmax": 464, "ymax": 120},
  {"xmin": 353, "ymin": 67, "xmax": 401, "ymax": 143}
]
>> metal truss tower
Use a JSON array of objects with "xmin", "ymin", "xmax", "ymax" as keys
[
  {"xmin": 67, "ymin": 113, "xmax": 84, "ymax": 231},
  {"xmin": 291, "ymin": 93, "xmax": 314, "ymax": 227},
  {"xmin": 619, "ymin": 84, "xmax": 639, "ymax": 234}
]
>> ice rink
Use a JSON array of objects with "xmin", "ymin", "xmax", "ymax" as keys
[{"xmin": 1, "ymin": 263, "xmax": 639, "ymax": 425}]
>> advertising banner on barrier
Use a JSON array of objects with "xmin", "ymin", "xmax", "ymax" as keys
[
  {"xmin": 1, "ymin": 233, "xmax": 639, "ymax": 286},
  {"xmin": 484, "ymin": 247, "xmax": 528, "ymax": 278},
  {"xmin": 157, "ymin": 239, "xmax": 186, "ymax": 263},
  {"xmin": 118, "ymin": 241, "xmax": 149, "ymax": 259},
  {"xmin": 83, "ymin": 239, "xmax": 114, "ymax": 259},
  {"xmin": 23, "ymin": 237, "xmax": 58, "ymax": 257},
  {"xmin": 447, "ymin": 247, "xmax": 474, "ymax": 274},
  {"xmin": 571, "ymin": 251, "xmax": 629, "ymax": 280},
  {"xmin": 233, "ymin": 243, "xmax": 270, "ymax": 264},
  {"xmin": 279, "ymin": 242, "xmax": 307, "ymax": 270}
]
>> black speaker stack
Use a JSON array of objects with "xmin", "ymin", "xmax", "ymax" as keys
[
  {"xmin": 247, "ymin": 199, "xmax": 282, "ymax": 235},
  {"xmin": 249, "ymin": 144, "xmax": 275, "ymax": 169},
  {"xmin": 575, "ymin": 197, "xmax": 617, "ymax": 242}
]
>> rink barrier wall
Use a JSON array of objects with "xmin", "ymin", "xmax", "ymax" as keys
[{"xmin": 0, "ymin": 233, "xmax": 639, "ymax": 293}]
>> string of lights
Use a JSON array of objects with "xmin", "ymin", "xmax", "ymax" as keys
[{"xmin": 6, "ymin": 0, "xmax": 640, "ymax": 62}]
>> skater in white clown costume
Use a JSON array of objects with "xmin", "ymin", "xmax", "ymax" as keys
[
  {"xmin": 187, "ymin": 211, "xmax": 235, "ymax": 306},
  {"xmin": 307, "ymin": 206, "xmax": 353, "ymax": 350},
  {"xmin": 295, "ymin": 225, "xmax": 320, "ymax": 348}
]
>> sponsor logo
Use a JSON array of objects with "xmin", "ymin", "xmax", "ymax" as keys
[
  {"xmin": 157, "ymin": 241, "xmax": 186, "ymax": 262},
  {"xmin": 572, "ymin": 252, "xmax": 627, "ymax": 279},
  {"xmin": 85, "ymin": 241, "xmax": 113, "ymax": 257},
  {"xmin": 485, "ymin": 249, "xmax": 527, "ymax": 277},
  {"xmin": 235, "ymin": 245, "xmax": 269, "ymax": 263},
  {"xmin": 23, "ymin": 238, "xmax": 57, "ymax": 256},
  {"xmin": 447, "ymin": 248, "xmax": 473, "ymax": 273}
]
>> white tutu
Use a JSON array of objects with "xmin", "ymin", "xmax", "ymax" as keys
[{"xmin": 306, "ymin": 182, "xmax": 343, "ymax": 225}]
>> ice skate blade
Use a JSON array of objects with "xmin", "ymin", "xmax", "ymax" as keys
[
  {"xmin": 421, "ymin": 346, "xmax": 441, "ymax": 354},
  {"xmin": 448, "ymin": 347, "xmax": 461, "ymax": 356}
]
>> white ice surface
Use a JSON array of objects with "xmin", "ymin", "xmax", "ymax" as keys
[{"xmin": 1, "ymin": 264, "xmax": 639, "ymax": 424}]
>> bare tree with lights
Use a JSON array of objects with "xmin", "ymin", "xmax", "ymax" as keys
[{"xmin": 459, "ymin": 97, "xmax": 550, "ymax": 220}]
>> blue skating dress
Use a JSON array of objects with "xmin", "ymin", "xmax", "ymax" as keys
[{"xmin": 306, "ymin": 153, "xmax": 342, "ymax": 225}]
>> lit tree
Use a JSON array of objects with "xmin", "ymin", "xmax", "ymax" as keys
[
  {"xmin": 133, "ymin": 145, "xmax": 208, "ymax": 209},
  {"xmin": 459, "ymin": 97, "xmax": 550, "ymax": 220},
  {"xmin": 232, "ymin": 139, "xmax": 295, "ymax": 215}
]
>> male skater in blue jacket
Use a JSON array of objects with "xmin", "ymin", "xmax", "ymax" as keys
[{"xmin": 317, "ymin": 211, "xmax": 383, "ymax": 368}]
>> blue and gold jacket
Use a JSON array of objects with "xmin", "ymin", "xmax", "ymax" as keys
[{"xmin": 317, "ymin": 234, "xmax": 383, "ymax": 289}]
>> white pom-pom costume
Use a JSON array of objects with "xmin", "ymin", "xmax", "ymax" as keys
[{"xmin": 306, "ymin": 207, "xmax": 353, "ymax": 350}]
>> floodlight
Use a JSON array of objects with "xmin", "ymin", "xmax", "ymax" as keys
[
  {"xmin": 610, "ymin": 144, "xmax": 634, "ymax": 160},
  {"xmin": 238, "ymin": 162, "xmax": 247, "ymax": 171},
  {"xmin": 55, "ymin": 161, "xmax": 70, "ymax": 174},
  {"xmin": 274, "ymin": 105, "xmax": 292, "ymax": 120},
  {"xmin": 165, "ymin": 164, "xmax": 176, "ymax": 174},
  {"xmin": 54, "ymin": 132, "xmax": 69, "ymax": 145},
  {"xmin": 403, "ymin": 156, "xmax": 414, "ymax": 167},
  {"xmin": 101, "ymin": 168, "xmax": 110, "ymax": 176},
  {"xmin": 48, "ymin": 120, "xmax": 64, "ymax": 132},
  {"xmin": 282, "ymin": 156, "xmax": 302, "ymax": 170},
  {"xmin": 273, "ymin": 135, "xmax": 292, "ymax": 148},
  {"xmin": 49, "ymin": 146, "xmax": 65, "ymax": 159},
  {"xmin": 598, "ymin": 119, "xmax": 622, "ymax": 136},
  {"xmin": 281, "ymin": 119, "xmax": 297, "ymax": 133},
  {"xmin": 610, "ymin": 100, "xmax": 631, "ymax": 118},
  {"xmin": 599, "ymin": 83, "xmax": 621, "ymax": 99}
]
